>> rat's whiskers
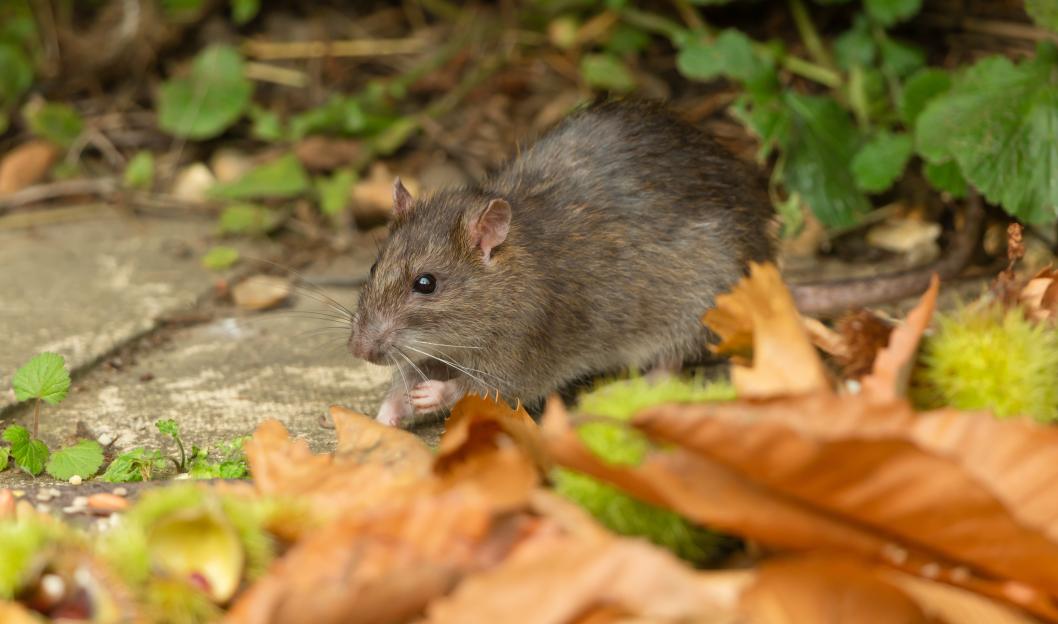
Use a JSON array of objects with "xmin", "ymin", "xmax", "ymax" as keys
[
  {"xmin": 404, "ymin": 345, "xmax": 499, "ymax": 395},
  {"xmin": 410, "ymin": 339, "xmax": 482, "ymax": 350},
  {"xmin": 394, "ymin": 347, "xmax": 428, "ymax": 383}
]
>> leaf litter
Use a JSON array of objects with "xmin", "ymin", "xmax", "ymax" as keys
[{"xmin": 6, "ymin": 263, "xmax": 1058, "ymax": 622}]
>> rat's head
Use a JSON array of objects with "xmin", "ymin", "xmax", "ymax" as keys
[{"xmin": 348, "ymin": 178, "xmax": 513, "ymax": 366}]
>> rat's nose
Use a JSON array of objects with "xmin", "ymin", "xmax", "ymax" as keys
[{"xmin": 348, "ymin": 328, "xmax": 388, "ymax": 364}]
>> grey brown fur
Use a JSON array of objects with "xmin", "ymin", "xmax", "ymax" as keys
[{"xmin": 350, "ymin": 100, "xmax": 775, "ymax": 426}]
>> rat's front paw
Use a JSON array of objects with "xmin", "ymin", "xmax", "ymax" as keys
[
  {"xmin": 376, "ymin": 391, "xmax": 414, "ymax": 427},
  {"xmin": 410, "ymin": 380, "xmax": 462, "ymax": 414}
]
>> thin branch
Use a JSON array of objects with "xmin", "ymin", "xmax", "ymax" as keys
[
  {"xmin": 242, "ymin": 37, "xmax": 428, "ymax": 61},
  {"xmin": 0, "ymin": 178, "xmax": 118, "ymax": 212}
]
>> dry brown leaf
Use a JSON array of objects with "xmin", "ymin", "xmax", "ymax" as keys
[
  {"xmin": 437, "ymin": 393, "xmax": 551, "ymax": 473},
  {"xmin": 422, "ymin": 531, "xmax": 746, "ymax": 624},
  {"xmin": 293, "ymin": 136, "xmax": 363, "ymax": 171},
  {"xmin": 742, "ymin": 555, "xmax": 931, "ymax": 624},
  {"xmin": 0, "ymin": 602, "xmax": 44, "ymax": 624},
  {"xmin": 884, "ymin": 568, "xmax": 1043, "ymax": 624},
  {"xmin": 632, "ymin": 397, "xmax": 1058, "ymax": 619},
  {"xmin": 225, "ymin": 487, "xmax": 533, "ymax": 624},
  {"xmin": 860, "ymin": 274, "xmax": 939, "ymax": 402},
  {"xmin": 244, "ymin": 407, "xmax": 433, "ymax": 517},
  {"xmin": 1020, "ymin": 267, "xmax": 1058, "ymax": 322},
  {"xmin": 351, "ymin": 162, "xmax": 420, "ymax": 224},
  {"xmin": 231, "ymin": 275, "xmax": 291, "ymax": 311},
  {"xmin": 0, "ymin": 141, "xmax": 58, "ymax": 195},
  {"xmin": 835, "ymin": 309, "xmax": 895, "ymax": 379},
  {"xmin": 703, "ymin": 262, "xmax": 830, "ymax": 397}
]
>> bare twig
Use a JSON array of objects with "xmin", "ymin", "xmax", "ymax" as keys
[
  {"xmin": 242, "ymin": 38, "xmax": 428, "ymax": 61},
  {"xmin": 244, "ymin": 62, "xmax": 310, "ymax": 88},
  {"xmin": 0, "ymin": 178, "xmax": 118, "ymax": 211}
]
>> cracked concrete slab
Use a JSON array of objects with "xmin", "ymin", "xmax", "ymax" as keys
[{"xmin": 0, "ymin": 208, "xmax": 271, "ymax": 411}]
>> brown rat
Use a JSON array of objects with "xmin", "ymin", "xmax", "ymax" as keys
[{"xmin": 349, "ymin": 100, "xmax": 775, "ymax": 426}]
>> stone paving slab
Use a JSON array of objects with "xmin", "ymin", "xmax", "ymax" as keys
[{"xmin": 0, "ymin": 207, "xmax": 271, "ymax": 410}]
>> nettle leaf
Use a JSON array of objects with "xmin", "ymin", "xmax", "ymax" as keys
[
  {"xmin": 851, "ymin": 131, "xmax": 913, "ymax": 193},
  {"xmin": 102, "ymin": 448, "xmax": 167, "ymax": 483},
  {"xmin": 0, "ymin": 447, "xmax": 8, "ymax": 472},
  {"xmin": 13, "ymin": 439, "xmax": 48, "ymax": 476},
  {"xmin": 900, "ymin": 68, "xmax": 952, "ymax": 124},
  {"xmin": 833, "ymin": 15, "xmax": 875, "ymax": 70},
  {"xmin": 1027, "ymin": 0, "xmax": 1058, "ymax": 32},
  {"xmin": 210, "ymin": 153, "xmax": 309, "ymax": 200},
  {"xmin": 779, "ymin": 93, "xmax": 870, "ymax": 227},
  {"xmin": 158, "ymin": 44, "xmax": 252, "ymax": 140},
  {"xmin": 13, "ymin": 352, "xmax": 70, "ymax": 405},
  {"xmin": 3, "ymin": 425, "xmax": 29, "ymax": 448},
  {"xmin": 123, "ymin": 150, "xmax": 155, "ymax": 190},
  {"xmin": 316, "ymin": 168, "xmax": 356, "ymax": 217},
  {"xmin": 46, "ymin": 440, "xmax": 104, "ymax": 480},
  {"xmin": 864, "ymin": 0, "xmax": 923, "ymax": 27},
  {"xmin": 879, "ymin": 38, "xmax": 925, "ymax": 78},
  {"xmin": 677, "ymin": 29, "xmax": 777, "ymax": 94},
  {"xmin": 218, "ymin": 203, "xmax": 281, "ymax": 235},
  {"xmin": 916, "ymin": 44, "xmax": 1058, "ymax": 223},
  {"xmin": 202, "ymin": 246, "xmax": 240, "ymax": 271},
  {"xmin": 923, "ymin": 160, "xmax": 968, "ymax": 199},
  {"xmin": 0, "ymin": 43, "xmax": 33, "ymax": 111},
  {"xmin": 24, "ymin": 101, "xmax": 84, "ymax": 148},
  {"xmin": 580, "ymin": 53, "xmax": 636, "ymax": 93}
]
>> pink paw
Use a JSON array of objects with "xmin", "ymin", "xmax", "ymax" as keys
[
  {"xmin": 410, "ymin": 380, "xmax": 460, "ymax": 414},
  {"xmin": 375, "ymin": 392, "xmax": 413, "ymax": 427}
]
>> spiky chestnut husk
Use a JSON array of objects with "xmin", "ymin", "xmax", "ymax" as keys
[
  {"xmin": 914, "ymin": 303, "xmax": 1058, "ymax": 422},
  {"xmin": 0, "ymin": 516, "xmax": 76, "ymax": 600},
  {"xmin": 551, "ymin": 375, "xmax": 738, "ymax": 566}
]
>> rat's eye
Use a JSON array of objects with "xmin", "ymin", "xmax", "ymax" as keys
[{"xmin": 412, "ymin": 273, "xmax": 437, "ymax": 294}]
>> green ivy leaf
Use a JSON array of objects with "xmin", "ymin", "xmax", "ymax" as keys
[
  {"xmin": 580, "ymin": 53, "xmax": 636, "ymax": 93},
  {"xmin": 209, "ymin": 153, "xmax": 309, "ymax": 200},
  {"xmin": 230, "ymin": 0, "xmax": 260, "ymax": 24},
  {"xmin": 864, "ymin": 0, "xmax": 923, "ymax": 27},
  {"xmin": 677, "ymin": 30, "xmax": 776, "ymax": 94},
  {"xmin": 833, "ymin": 15, "xmax": 875, "ymax": 70},
  {"xmin": 45, "ymin": 440, "xmax": 103, "ymax": 480},
  {"xmin": 900, "ymin": 67, "xmax": 951, "ymax": 124},
  {"xmin": 23, "ymin": 101, "xmax": 83, "ymax": 148},
  {"xmin": 1027, "ymin": 0, "xmax": 1058, "ymax": 32},
  {"xmin": 158, "ymin": 44, "xmax": 252, "ymax": 140},
  {"xmin": 879, "ymin": 38, "xmax": 925, "ymax": 78},
  {"xmin": 218, "ymin": 203, "xmax": 280, "ymax": 235},
  {"xmin": 123, "ymin": 151, "xmax": 155, "ymax": 190},
  {"xmin": 851, "ymin": 131, "xmax": 913, "ymax": 193},
  {"xmin": 779, "ymin": 92, "xmax": 870, "ymax": 227},
  {"xmin": 916, "ymin": 45, "xmax": 1058, "ymax": 223},
  {"xmin": 13, "ymin": 353, "xmax": 70, "ymax": 405},
  {"xmin": 316, "ymin": 168, "xmax": 356, "ymax": 217},
  {"xmin": 102, "ymin": 448, "xmax": 167, "ymax": 483},
  {"xmin": 202, "ymin": 246, "xmax": 240, "ymax": 271},
  {"xmin": 923, "ymin": 160, "xmax": 968, "ymax": 199},
  {"xmin": 0, "ymin": 43, "xmax": 32, "ymax": 112}
]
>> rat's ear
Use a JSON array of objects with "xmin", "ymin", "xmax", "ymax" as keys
[
  {"xmin": 469, "ymin": 198, "xmax": 511, "ymax": 262},
  {"xmin": 393, "ymin": 177, "xmax": 413, "ymax": 218}
]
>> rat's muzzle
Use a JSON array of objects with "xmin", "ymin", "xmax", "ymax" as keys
[{"xmin": 348, "ymin": 322, "xmax": 392, "ymax": 365}]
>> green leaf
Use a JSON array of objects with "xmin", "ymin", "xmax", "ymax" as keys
[
  {"xmin": 779, "ymin": 92, "xmax": 870, "ymax": 227},
  {"xmin": 879, "ymin": 38, "xmax": 925, "ymax": 78},
  {"xmin": 580, "ymin": 53, "xmax": 636, "ymax": 93},
  {"xmin": 290, "ymin": 96, "xmax": 365, "ymax": 139},
  {"xmin": 13, "ymin": 439, "xmax": 48, "ymax": 476},
  {"xmin": 864, "ymin": 0, "xmax": 922, "ymax": 26},
  {"xmin": 218, "ymin": 203, "xmax": 280, "ymax": 235},
  {"xmin": 676, "ymin": 30, "xmax": 776, "ymax": 94},
  {"xmin": 45, "ymin": 440, "xmax": 103, "ymax": 480},
  {"xmin": 13, "ymin": 352, "xmax": 70, "ymax": 405},
  {"xmin": 249, "ymin": 105, "xmax": 284, "ymax": 141},
  {"xmin": 202, "ymin": 246, "xmax": 240, "ymax": 271},
  {"xmin": 102, "ymin": 448, "xmax": 167, "ymax": 483},
  {"xmin": 0, "ymin": 43, "xmax": 32, "ymax": 111},
  {"xmin": 899, "ymin": 67, "xmax": 951, "ymax": 124},
  {"xmin": 316, "ymin": 168, "xmax": 356, "ymax": 217},
  {"xmin": 851, "ymin": 131, "xmax": 913, "ymax": 193},
  {"xmin": 606, "ymin": 24, "xmax": 651, "ymax": 55},
  {"xmin": 158, "ymin": 44, "xmax": 252, "ymax": 140},
  {"xmin": 230, "ymin": 0, "xmax": 260, "ymax": 24},
  {"xmin": 923, "ymin": 160, "xmax": 968, "ymax": 199},
  {"xmin": 371, "ymin": 117, "xmax": 419, "ymax": 156},
  {"xmin": 0, "ymin": 447, "xmax": 8, "ymax": 472},
  {"xmin": 731, "ymin": 94, "xmax": 788, "ymax": 159},
  {"xmin": 1027, "ymin": 0, "xmax": 1058, "ymax": 32},
  {"xmin": 833, "ymin": 16, "xmax": 876, "ymax": 70},
  {"xmin": 209, "ymin": 153, "xmax": 309, "ymax": 200},
  {"xmin": 916, "ymin": 46, "xmax": 1058, "ymax": 223},
  {"xmin": 23, "ymin": 101, "xmax": 83, "ymax": 148},
  {"xmin": 3, "ymin": 425, "xmax": 29, "ymax": 447},
  {"xmin": 123, "ymin": 151, "xmax": 155, "ymax": 190},
  {"xmin": 156, "ymin": 419, "xmax": 179, "ymax": 438}
]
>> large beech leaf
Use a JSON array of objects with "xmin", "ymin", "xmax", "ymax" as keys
[{"xmin": 916, "ymin": 45, "xmax": 1058, "ymax": 223}]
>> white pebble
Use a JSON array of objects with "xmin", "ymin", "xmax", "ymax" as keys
[
  {"xmin": 72, "ymin": 496, "xmax": 88, "ymax": 508},
  {"xmin": 69, "ymin": 475, "xmax": 82, "ymax": 485},
  {"xmin": 113, "ymin": 487, "xmax": 128, "ymax": 497},
  {"xmin": 97, "ymin": 432, "xmax": 115, "ymax": 446}
]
